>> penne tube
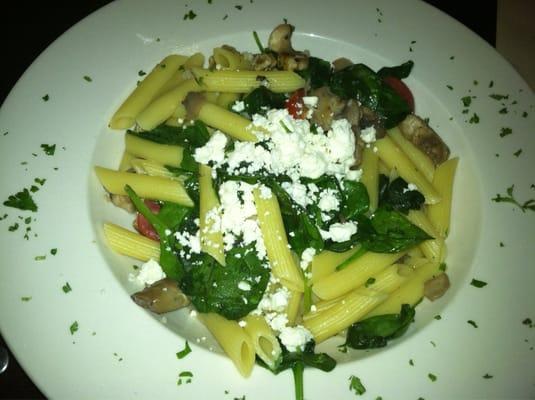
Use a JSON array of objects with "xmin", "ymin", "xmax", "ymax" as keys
[
  {"xmin": 364, "ymin": 261, "xmax": 440, "ymax": 318},
  {"xmin": 199, "ymin": 313, "xmax": 255, "ymax": 377},
  {"xmin": 199, "ymin": 165, "xmax": 226, "ymax": 265},
  {"xmin": 243, "ymin": 315, "xmax": 282, "ymax": 369},
  {"xmin": 388, "ymin": 126, "xmax": 435, "ymax": 182},
  {"xmin": 184, "ymin": 52, "xmax": 205, "ymax": 69},
  {"xmin": 406, "ymin": 209, "xmax": 444, "ymax": 263},
  {"xmin": 110, "ymin": 55, "xmax": 189, "ymax": 129},
  {"xmin": 191, "ymin": 68, "xmax": 305, "ymax": 93},
  {"xmin": 130, "ymin": 158, "xmax": 184, "ymax": 181},
  {"xmin": 286, "ymin": 290, "xmax": 302, "ymax": 326},
  {"xmin": 124, "ymin": 133, "xmax": 184, "ymax": 167},
  {"xmin": 253, "ymin": 189, "xmax": 304, "ymax": 292},
  {"xmin": 360, "ymin": 146, "xmax": 380, "ymax": 211},
  {"xmin": 427, "ymin": 157, "xmax": 459, "ymax": 237},
  {"xmin": 217, "ymin": 92, "xmax": 241, "ymax": 109},
  {"xmin": 95, "ymin": 167, "xmax": 193, "ymax": 207},
  {"xmin": 312, "ymin": 251, "xmax": 405, "ymax": 300},
  {"xmin": 118, "ymin": 151, "xmax": 135, "ymax": 171},
  {"xmin": 196, "ymin": 100, "xmax": 257, "ymax": 142},
  {"xmin": 375, "ymin": 136, "xmax": 441, "ymax": 204},
  {"xmin": 304, "ymin": 264, "xmax": 409, "ymax": 342},
  {"xmin": 310, "ymin": 247, "xmax": 361, "ymax": 284},
  {"xmin": 154, "ymin": 70, "xmax": 185, "ymax": 97},
  {"xmin": 137, "ymin": 79, "xmax": 202, "ymax": 131},
  {"xmin": 103, "ymin": 222, "xmax": 160, "ymax": 261}
]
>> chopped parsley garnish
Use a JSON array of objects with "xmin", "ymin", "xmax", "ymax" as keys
[
  {"xmin": 21, "ymin": 296, "xmax": 32, "ymax": 301},
  {"xmin": 473, "ymin": 80, "xmax": 478, "ymax": 85},
  {"xmin": 492, "ymin": 185, "xmax": 535, "ymax": 212},
  {"xmin": 83, "ymin": 75, "xmax": 92, "ymax": 82},
  {"xmin": 42, "ymin": 94, "xmax": 50, "ymax": 101},
  {"xmin": 349, "ymin": 375, "xmax": 366, "ymax": 395},
  {"xmin": 409, "ymin": 359, "xmax": 414, "ymax": 366},
  {"xmin": 177, "ymin": 370, "xmax": 193, "ymax": 385},
  {"xmin": 467, "ymin": 320, "xmax": 478, "ymax": 328},
  {"xmin": 62, "ymin": 282, "xmax": 72, "ymax": 293},
  {"xmin": 489, "ymin": 93, "xmax": 508, "ymax": 101},
  {"xmin": 365, "ymin": 277, "xmax": 376, "ymax": 287},
  {"xmin": 50, "ymin": 248, "xmax": 58, "ymax": 255},
  {"xmin": 235, "ymin": 5, "xmax": 243, "ymax": 10},
  {"xmin": 488, "ymin": 80, "xmax": 494, "ymax": 88},
  {"xmin": 2, "ymin": 131, "xmax": 7, "ymax": 136},
  {"xmin": 34, "ymin": 255, "xmax": 46, "ymax": 261},
  {"xmin": 522, "ymin": 318, "xmax": 533, "ymax": 327},
  {"xmin": 434, "ymin": 315, "xmax": 442, "ymax": 320},
  {"xmin": 468, "ymin": 113, "xmax": 479, "ymax": 124},
  {"xmin": 449, "ymin": 56, "xmax": 455, "ymax": 60},
  {"xmin": 513, "ymin": 149, "xmax": 522, "ymax": 157},
  {"xmin": 176, "ymin": 341, "xmax": 192, "ymax": 359},
  {"xmin": 223, "ymin": 14, "xmax": 228, "ymax": 20},
  {"xmin": 430, "ymin": 340, "xmax": 436, "ymax": 347},
  {"xmin": 499, "ymin": 107, "xmax": 508, "ymax": 114},
  {"xmin": 446, "ymin": 85, "xmax": 453, "ymax": 90},
  {"xmin": 461, "ymin": 96, "xmax": 472, "ymax": 107},
  {"xmin": 8, "ymin": 223, "xmax": 19, "ymax": 232},
  {"xmin": 69, "ymin": 321, "xmax": 79, "ymax": 335},
  {"xmin": 35, "ymin": 178, "xmax": 46, "ymax": 186},
  {"xmin": 0, "ymin": 213, "xmax": 7, "ymax": 220},
  {"xmin": 483, "ymin": 373, "xmax": 493, "ymax": 379},
  {"xmin": 40, "ymin": 143, "xmax": 56, "ymax": 155},
  {"xmin": 499, "ymin": 127, "xmax": 512, "ymax": 137},
  {"xmin": 522, "ymin": 111, "xmax": 528, "ymax": 118},
  {"xmin": 183, "ymin": 10, "xmax": 197, "ymax": 20},
  {"xmin": 138, "ymin": 70, "xmax": 146, "ymax": 77},
  {"xmin": 439, "ymin": 262, "xmax": 447, "ymax": 272},
  {"xmin": 3, "ymin": 188, "xmax": 38, "ymax": 211},
  {"xmin": 428, "ymin": 373, "xmax": 437, "ymax": 382},
  {"xmin": 470, "ymin": 279, "xmax": 487, "ymax": 288},
  {"xmin": 499, "ymin": 241, "xmax": 505, "ymax": 247}
]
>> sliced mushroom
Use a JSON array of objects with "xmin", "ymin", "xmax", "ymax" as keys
[
  {"xmin": 423, "ymin": 273, "xmax": 450, "ymax": 301},
  {"xmin": 310, "ymin": 86, "xmax": 346, "ymax": 131},
  {"xmin": 131, "ymin": 278, "xmax": 190, "ymax": 314},
  {"xmin": 183, "ymin": 92, "xmax": 206, "ymax": 121},
  {"xmin": 109, "ymin": 193, "xmax": 136, "ymax": 213},
  {"xmin": 399, "ymin": 114, "xmax": 450, "ymax": 165},
  {"xmin": 332, "ymin": 57, "xmax": 353, "ymax": 72},
  {"xmin": 252, "ymin": 52, "xmax": 277, "ymax": 71},
  {"xmin": 267, "ymin": 23, "xmax": 309, "ymax": 72},
  {"xmin": 359, "ymin": 106, "xmax": 387, "ymax": 139}
]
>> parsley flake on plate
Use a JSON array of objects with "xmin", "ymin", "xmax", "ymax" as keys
[
  {"xmin": 349, "ymin": 375, "xmax": 366, "ymax": 395},
  {"xmin": 3, "ymin": 188, "xmax": 38, "ymax": 212},
  {"xmin": 176, "ymin": 341, "xmax": 192, "ymax": 359},
  {"xmin": 69, "ymin": 321, "xmax": 79, "ymax": 335},
  {"xmin": 470, "ymin": 279, "xmax": 487, "ymax": 288}
]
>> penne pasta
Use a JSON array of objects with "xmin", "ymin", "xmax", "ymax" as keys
[
  {"xmin": 109, "ymin": 55, "xmax": 189, "ymax": 129},
  {"xmin": 388, "ymin": 126, "xmax": 435, "ymax": 182},
  {"xmin": 196, "ymin": 100, "xmax": 257, "ymax": 142},
  {"xmin": 124, "ymin": 133, "xmax": 183, "ymax": 167},
  {"xmin": 199, "ymin": 313, "xmax": 255, "ymax": 377},
  {"xmin": 360, "ymin": 146, "xmax": 380, "ymax": 211},
  {"xmin": 243, "ymin": 315, "xmax": 282, "ymax": 369},
  {"xmin": 95, "ymin": 167, "xmax": 193, "ymax": 206},
  {"xmin": 310, "ymin": 247, "xmax": 361, "ymax": 283},
  {"xmin": 103, "ymin": 222, "xmax": 160, "ymax": 261},
  {"xmin": 427, "ymin": 158, "xmax": 459, "ymax": 237}
]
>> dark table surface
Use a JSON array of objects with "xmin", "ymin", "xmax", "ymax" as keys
[{"xmin": 0, "ymin": 1, "xmax": 496, "ymax": 398}]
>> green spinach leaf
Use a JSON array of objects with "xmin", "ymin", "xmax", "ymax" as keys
[
  {"xmin": 378, "ymin": 175, "xmax": 424, "ymax": 214},
  {"xmin": 377, "ymin": 60, "xmax": 414, "ymax": 80},
  {"xmin": 340, "ymin": 180, "xmax": 369, "ymax": 220},
  {"xmin": 345, "ymin": 304, "xmax": 415, "ymax": 349},
  {"xmin": 297, "ymin": 56, "xmax": 332, "ymax": 90},
  {"xmin": 243, "ymin": 87, "xmax": 286, "ymax": 116},
  {"xmin": 180, "ymin": 243, "xmax": 269, "ymax": 320},
  {"xmin": 329, "ymin": 64, "xmax": 411, "ymax": 128}
]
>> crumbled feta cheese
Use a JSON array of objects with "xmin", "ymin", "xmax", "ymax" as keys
[
  {"xmin": 300, "ymin": 247, "xmax": 316, "ymax": 271},
  {"xmin": 238, "ymin": 281, "xmax": 252, "ymax": 291},
  {"xmin": 231, "ymin": 100, "xmax": 245, "ymax": 113},
  {"xmin": 193, "ymin": 131, "xmax": 228, "ymax": 165},
  {"xmin": 302, "ymin": 96, "xmax": 318, "ymax": 108},
  {"xmin": 310, "ymin": 305, "xmax": 317, "ymax": 312},
  {"xmin": 279, "ymin": 325, "xmax": 313, "ymax": 352},
  {"xmin": 321, "ymin": 221, "xmax": 358, "ymax": 242},
  {"xmin": 190, "ymin": 310, "xmax": 198, "ymax": 318},
  {"xmin": 318, "ymin": 189, "xmax": 340, "ymax": 212},
  {"xmin": 360, "ymin": 126, "xmax": 377, "ymax": 144},
  {"xmin": 238, "ymin": 320, "xmax": 247, "ymax": 327},
  {"xmin": 404, "ymin": 183, "xmax": 418, "ymax": 193},
  {"xmin": 259, "ymin": 184, "xmax": 273, "ymax": 199},
  {"xmin": 130, "ymin": 258, "xmax": 166, "ymax": 286}
]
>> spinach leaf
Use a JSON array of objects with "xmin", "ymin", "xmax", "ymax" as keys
[
  {"xmin": 125, "ymin": 185, "xmax": 185, "ymax": 281},
  {"xmin": 363, "ymin": 208, "xmax": 432, "ymax": 253},
  {"xmin": 378, "ymin": 175, "xmax": 424, "ymax": 214},
  {"xmin": 180, "ymin": 243, "xmax": 269, "ymax": 320},
  {"xmin": 329, "ymin": 64, "xmax": 411, "ymax": 128},
  {"xmin": 127, "ymin": 121, "xmax": 210, "ymax": 148},
  {"xmin": 257, "ymin": 340, "xmax": 336, "ymax": 400},
  {"xmin": 340, "ymin": 180, "xmax": 369, "ymax": 220},
  {"xmin": 157, "ymin": 202, "xmax": 192, "ymax": 230},
  {"xmin": 345, "ymin": 304, "xmax": 415, "ymax": 349},
  {"xmin": 297, "ymin": 56, "xmax": 332, "ymax": 90},
  {"xmin": 377, "ymin": 60, "xmax": 414, "ymax": 80},
  {"xmin": 242, "ymin": 87, "xmax": 286, "ymax": 116}
]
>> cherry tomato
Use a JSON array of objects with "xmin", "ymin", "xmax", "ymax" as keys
[
  {"xmin": 285, "ymin": 88, "xmax": 306, "ymax": 119},
  {"xmin": 134, "ymin": 200, "xmax": 160, "ymax": 241},
  {"xmin": 383, "ymin": 76, "xmax": 415, "ymax": 112}
]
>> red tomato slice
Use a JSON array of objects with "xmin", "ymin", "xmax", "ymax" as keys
[
  {"xmin": 134, "ymin": 200, "xmax": 160, "ymax": 241},
  {"xmin": 285, "ymin": 88, "xmax": 306, "ymax": 119},
  {"xmin": 383, "ymin": 76, "xmax": 415, "ymax": 112}
]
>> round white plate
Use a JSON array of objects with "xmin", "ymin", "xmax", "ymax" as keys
[{"xmin": 1, "ymin": 1, "xmax": 534, "ymax": 399}]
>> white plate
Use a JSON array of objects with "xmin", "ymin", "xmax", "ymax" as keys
[{"xmin": 1, "ymin": 1, "xmax": 534, "ymax": 399}]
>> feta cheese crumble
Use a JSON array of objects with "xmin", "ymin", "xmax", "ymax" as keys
[
  {"xmin": 231, "ymin": 100, "xmax": 245, "ymax": 112},
  {"xmin": 279, "ymin": 325, "xmax": 313, "ymax": 352},
  {"xmin": 129, "ymin": 258, "xmax": 166, "ymax": 286},
  {"xmin": 321, "ymin": 221, "xmax": 358, "ymax": 242},
  {"xmin": 360, "ymin": 125, "xmax": 377, "ymax": 144}
]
